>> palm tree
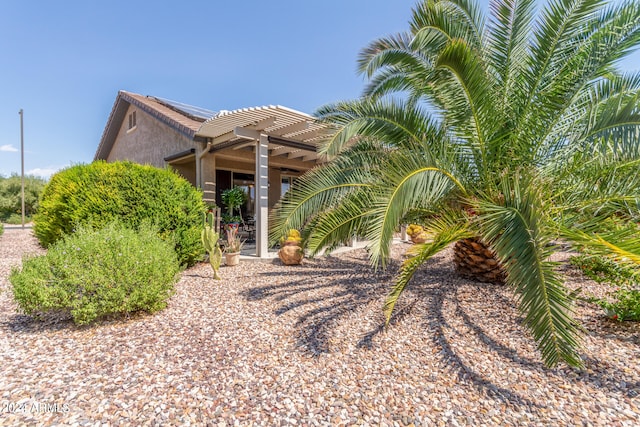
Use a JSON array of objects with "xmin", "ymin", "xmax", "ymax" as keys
[{"xmin": 270, "ymin": 0, "xmax": 640, "ymax": 368}]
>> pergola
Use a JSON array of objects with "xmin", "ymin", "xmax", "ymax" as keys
[{"xmin": 193, "ymin": 105, "xmax": 330, "ymax": 258}]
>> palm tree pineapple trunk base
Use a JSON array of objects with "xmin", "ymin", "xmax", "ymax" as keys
[{"xmin": 453, "ymin": 238, "xmax": 506, "ymax": 284}]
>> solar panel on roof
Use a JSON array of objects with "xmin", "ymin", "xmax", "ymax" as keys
[{"xmin": 153, "ymin": 97, "xmax": 217, "ymax": 121}]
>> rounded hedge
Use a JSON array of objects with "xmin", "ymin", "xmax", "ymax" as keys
[
  {"xmin": 33, "ymin": 161, "xmax": 205, "ymax": 267},
  {"xmin": 11, "ymin": 221, "xmax": 180, "ymax": 325}
]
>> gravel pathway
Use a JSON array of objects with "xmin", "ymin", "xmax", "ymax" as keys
[{"xmin": 1, "ymin": 227, "xmax": 639, "ymax": 426}]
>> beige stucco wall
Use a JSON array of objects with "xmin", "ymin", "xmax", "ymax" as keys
[
  {"xmin": 107, "ymin": 105, "xmax": 193, "ymax": 168},
  {"xmin": 170, "ymin": 161, "xmax": 196, "ymax": 185}
]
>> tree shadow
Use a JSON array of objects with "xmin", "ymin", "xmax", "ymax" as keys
[
  {"xmin": 242, "ymin": 252, "xmax": 546, "ymax": 408},
  {"xmin": 242, "ymin": 249, "xmax": 640, "ymax": 409},
  {"xmin": 1, "ymin": 308, "xmax": 150, "ymax": 334},
  {"xmin": 3, "ymin": 312, "xmax": 81, "ymax": 333},
  {"xmin": 244, "ymin": 256, "xmax": 395, "ymax": 355}
]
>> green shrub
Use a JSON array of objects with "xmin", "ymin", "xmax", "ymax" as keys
[
  {"xmin": 10, "ymin": 221, "xmax": 180, "ymax": 325},
  {"xmin": 5, "ymin": 213, "xmax": 25, "ymax": 225},
  {"xmin": 0, "ymin": 222, "xmax": 3, "ymax": 236},
  {"xmin": 33, "ymin": 161, "xmax": 206, "ymax": 267},
  {"xmin": 571, "ymin": 254, "xmax": 640, "ymax": 321},
  {"xmin": 0, "ymin": 174, "xmax": 46, "ymax": 222}
]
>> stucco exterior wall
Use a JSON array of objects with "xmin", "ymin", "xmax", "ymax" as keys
[
  {"xmin": 170, "ymin": 161, "xmax": 197, "ymax": 185},
  {"xmin": 107, "ymin": 105, "xmax": 193, "ymax": 168}
]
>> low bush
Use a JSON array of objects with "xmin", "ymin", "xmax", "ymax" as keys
[
  {"xmin": 33, "ymin": 161, "xmax": 206, "ymax": 267},
  {"xmin": 5, "ymin": 213, "xmax": 25, "ymax": 225},
  {"xmin": 570, "ymin": 254, "xmax": 636, "ymax": 287},
  {"xmin": 0, "ymin": 222, "xmax": 3, "ymax": 236},
  {"xmin": 571, "ymin": 254, "xmax": 640, "ymax": 321},
  {"xmin": 0, "ymin": 174, "xmax": 46, "ymax": 222},
  {"xmin": 10, "ymin": 221, "xmax": 180, "ymax": 325}
]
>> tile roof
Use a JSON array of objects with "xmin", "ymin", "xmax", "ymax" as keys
[
  {"xmin": 94, "ymin": 91, "xmax": 331, "ymax": 162},
  {"xmin": 95, "ymin": 91, "xmax": 212, "ymax": 160},
  {"xmin": 121, "ymin": 91, "xmax": 206, "ymax": 136}
]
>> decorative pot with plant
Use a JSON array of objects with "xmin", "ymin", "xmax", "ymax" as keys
[
  {"xmin": 202, "ymin": 212, "xmax": 222, "ymax": 280},
  {"xmin": 224, "ymin": 225, "xmax": 244, "ymax": 266},
  {"xmin": 221, "ymin": 187, "xmax": 247, "ymax": 226},
  {"xmin": 278, "ymin": 229, "xmax": 304, "ymax": 265},
  {"xmin": 406, "ymin": 224, "xmax": 428, "ymax": 244}
]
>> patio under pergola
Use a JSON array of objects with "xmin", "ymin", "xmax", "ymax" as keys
[{"xmin": 191, "ymin": 105, "xmax": 330, "ymax": 258}]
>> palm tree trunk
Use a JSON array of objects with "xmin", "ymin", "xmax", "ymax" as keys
[{"xmin": 453, "ymin": 237, "xmax": 506, "ymax": 284}]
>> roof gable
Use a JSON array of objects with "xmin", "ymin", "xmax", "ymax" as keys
[{"xmin": 94, "ymin": 91, "xmax": 209, "ymax": 160}]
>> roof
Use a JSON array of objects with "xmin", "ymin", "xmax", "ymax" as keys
[
  {"xmin": 95, "ymin": 91, "xmax": 331, "ymax": 161},
  {"xmin": 153, "ymin": 96, "xmax": 217, "ymax": 122},
  {"xmin": 95, "ymin": 91, "xmax": 209, "ymax": 160}
]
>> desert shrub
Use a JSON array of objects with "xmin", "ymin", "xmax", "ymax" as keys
[
  {"xmin": 33, "ymin": 161, "xmax": 205, "ymax": 266},
  {"xmin": 571, "ymin": 254, "xmax": 640, "ymax": 321},
  {"xmin": 5, "ymin": 213, "xmax": 24, "ymax": 225},
  {"xmin": 0, "ymin": 174, "xmax": 46, "ymax": 222},
  {"xmin": 10, "ymin": 221, "xmax": 180, "ymax": 325}
]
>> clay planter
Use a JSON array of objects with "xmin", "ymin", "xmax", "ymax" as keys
[
  {"xmin": 225, "ymin": 252, "xmax": 240, "ymax": 266},
  {"xmin": 278, "ymin": 244, "xmax": 304, "ymax": 265},
  {"xmin": 410, "ymin": 232, "xmax": 429, "ymax": 244}
]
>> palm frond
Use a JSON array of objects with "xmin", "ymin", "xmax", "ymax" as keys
[
  {"xmin": 384, "ymin": 211, "xmax": 472, "ymax": 323},
  {"xmin": 558, "ymin": 161, "xmax": 640, "ymax": 216},
  {"xmin": 315, "ymin": 98, "xmax": 440, "ymax": 157},
  {"xmin": 410, "ymin": 0, "xmax": 485, "ymax": 51},
  {"xmin": 518, "ymin": 0, "xmax": 640, "ymax": 153},
  {"xmin": 435, "ymin": 38, "xmax": 500, "ymax": 176},
  {"xmin": 485, "ymin": 0, "xmax": 536, "ymax": 108},
  {"xmin": 559, "ymin": 216, "xmax": 640, "ymax": 268},
  {"xmin": 305, "ymin": 190, "xmax": 371, "ymax": 256},
  {"xmin": 365, "ymin": 150, "xmax": 464, "ymax": 268},
  {"xmin": 269, "ymin": 142, "xmax": 381, "ymax": 244},
  {"xmin": 477, "ymin": 173, "xmax": 583, "ymax": 368},
  {"xmin": 357, "ymin": 32, "xmax": 416, "ymax": 77}
]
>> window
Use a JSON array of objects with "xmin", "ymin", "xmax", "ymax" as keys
[
  {"xmin": 128, "ymin": 111, "xmax": 137, "ymax": 130},
  {"xmin": 281, "ymin": 176, "xmax": 296, "ymax": 197},
  {"xmin": 216, "ymin": 170, "xmax": 255, "ymax": 220}
]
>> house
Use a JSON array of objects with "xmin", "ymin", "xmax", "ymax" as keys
[{"xmin": 95, "ymin": 90, "xmax": 329, "ymax": 257}]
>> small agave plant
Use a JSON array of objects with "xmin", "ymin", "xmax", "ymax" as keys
[{"xmin": 202, "ymin": 212, "xmax": 222, "ymax": 280}]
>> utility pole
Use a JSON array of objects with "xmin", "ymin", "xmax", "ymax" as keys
[{"xmin": 19, "ymin": 109, "xmax": 25, "ymax": 229}]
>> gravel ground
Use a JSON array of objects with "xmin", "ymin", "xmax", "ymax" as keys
[{"xmin": 1, "ymin": 227, "xmax": 639, "ymax": 426}]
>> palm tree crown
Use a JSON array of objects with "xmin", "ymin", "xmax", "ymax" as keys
[{"xmin": 271, "ymin": 0, "xmax": 640, "ymax": 368}]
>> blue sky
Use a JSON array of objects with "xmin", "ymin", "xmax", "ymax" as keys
[{"xmin": 0, "ymin": 0, "xmax": 638, "ymax": 179}]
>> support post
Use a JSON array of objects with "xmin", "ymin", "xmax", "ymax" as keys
[
  {"xmin": 256, "ymin": 134, "xmax": 269, "ymax": 257},
  {"xmin": 196, "ymin": 140, "xmax": 212, "ymax": 189},
  {"xmin": 19, "ymin": 109, "xmax": 25, "ymax": 229}
]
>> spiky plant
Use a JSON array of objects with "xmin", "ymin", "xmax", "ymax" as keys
[
  {"xmin": 271, "ymin": 0, "xmax": 640, "ymax": 368},
  {"xmin": 202, "ymin": 212, "xmax": 222, "ymax": 280}
]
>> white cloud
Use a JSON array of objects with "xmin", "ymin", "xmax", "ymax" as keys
[
  {"xmin": 0, "ymin": 144, "xmax": 19, "ymax": 152},
  {"xmin": 27, "ymin": 167, "xmax": 61, "ymax": 179}
]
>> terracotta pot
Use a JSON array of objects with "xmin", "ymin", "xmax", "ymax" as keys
[
  {"xmin": 225, "ymin": 252, "xmax": 240, "ymax": 266},
  {"xmin": 410, "ymin": 232, "xmax": 429, "ymax": 244},
  {"xmin": 278, "ymin": 245, "xmax": 303, "ymax": 265}
]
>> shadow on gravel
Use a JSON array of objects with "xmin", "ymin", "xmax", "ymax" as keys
[
  {"xmin": 2, "ymin": 313, "xmax": 77, "ymax": 333},
  {"xmin": 242, "ymin": 249, "xmax": 640, "ymax": 409},
  {"xmin": 245, "ymin": 255, "xmax": 394, "ymax": 355},
  {"xmin": 241, "ymin": 252, "xmax": 546, "ymax": 409},
  {"xmin": 2, "ymin": 309, "xmax": 149, "ymax": 333}
]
